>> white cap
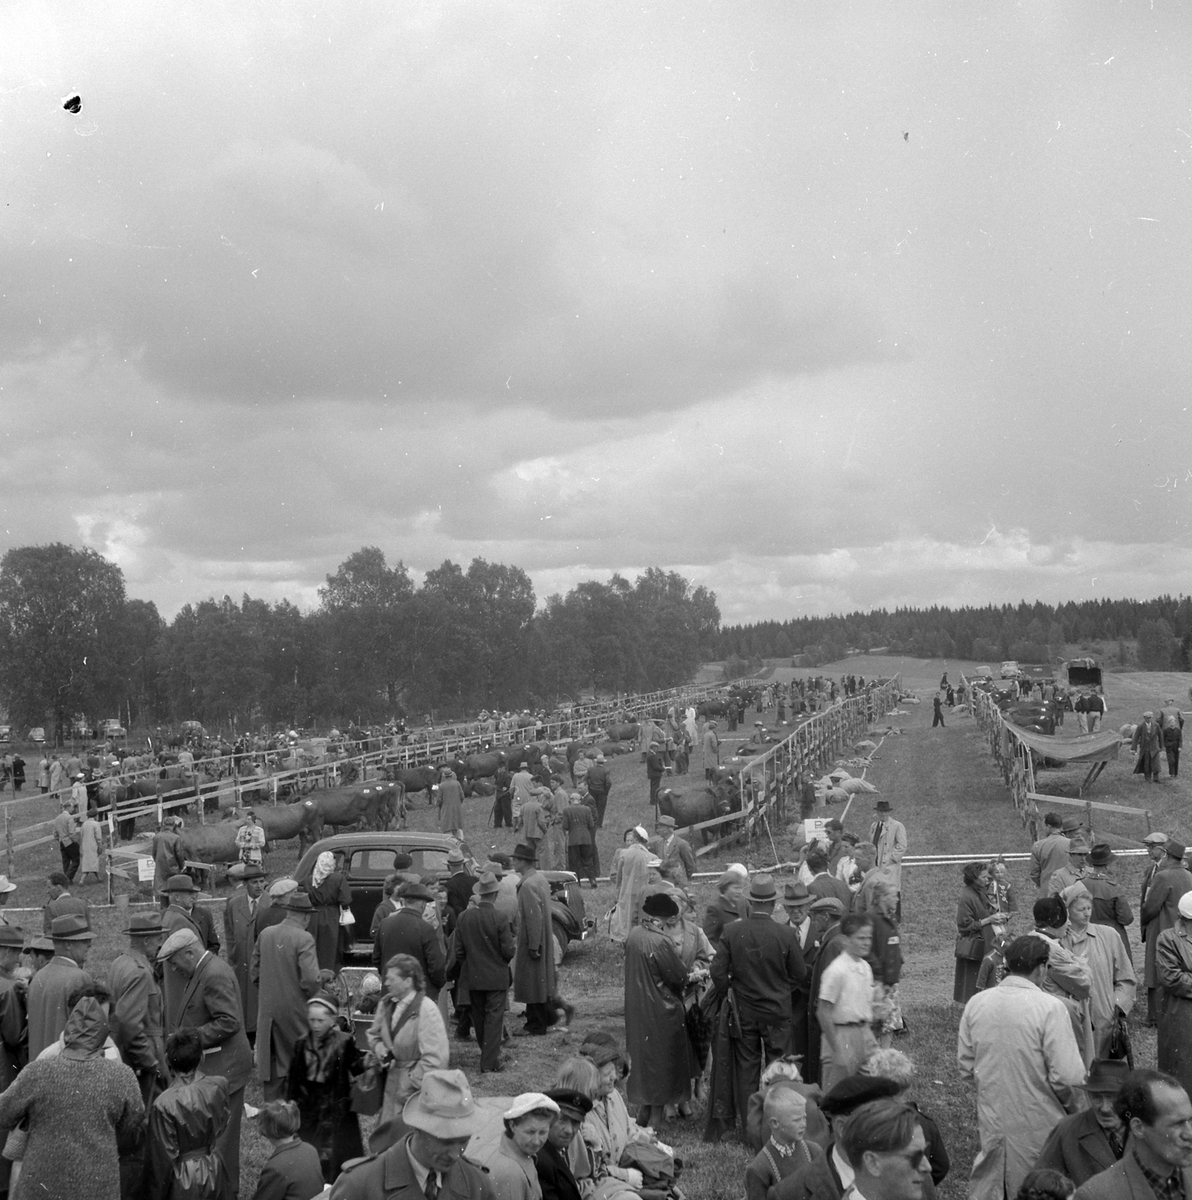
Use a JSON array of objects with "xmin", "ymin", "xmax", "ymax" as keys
[
  {"xmin": 727, "ymin": 862, "xmax": 749, "ymax": 879},
  {"xmin": 269, "ymin": 878, "xmax": 300, "ymax": 898},
  {"xmin": 1179, "ymin": 893, "xmax": 1192, "ymax": 920},
  {"xmin": 503, "ymin": 1092, "xmax": 560, "ymax": 1121}
]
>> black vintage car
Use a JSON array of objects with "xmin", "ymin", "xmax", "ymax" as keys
[{"xmin": 291, "ymin": 832, "xmax": 589, "ymax": 964}]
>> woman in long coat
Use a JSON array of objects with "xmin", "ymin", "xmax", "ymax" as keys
[
  {"xmin": 623, "ymin": 891, "xmax": 692, "ymax": 1129},
  {"xmin": 364, "ymin": 953, "xmax": 448, "ymax": 1151},
  {"xmin": 1155, "ymin": 892, "xmax": 1192, "ymax": 1098},
  {"xmin": 954, "ymin": 862, "xmax": 1001, "ymax": 1004},
  {"xmin": 147, "ymin": 1029, "xmax": 232, "ymax": 1200},
  {"xmin": 437, "ymin": 769, "xmax": 465, "ymax": 838},
  {"xmin": 609, "ymin": 831, "xmax": 651, "ymax": 944},
  {"xmin": 302, "ymin": 851, "xmax": 352, "ymax": 972},
  {"xmin": 286, "ymin": 994, "xmax": 364, "ymax": 1180},
  {"xmin": 79, "ymin": 814, "xmax": 104, "ymax": 884}
]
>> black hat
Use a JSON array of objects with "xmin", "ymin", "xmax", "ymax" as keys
[
  {"xmin": 398, "ymin": 881, "xmax": 434, "ymax": 902},
  {"xmin": 545, "ymin": 1088, "xmax": 593, "ymax": 1122},
  {"xmin": 642, "ymin": 892, "xmax": 679, "ymax": 919},
  {"xmin": 819, "ymin": 1074, "xmax": 901, "ymax": 1116},
  {"xmin": 1089, "ymin": 843, "xmax": 1114, "ymax": 867},
  {"xmin": 510, "ymin": 843, "xmax": 538, "ymax": 863}
]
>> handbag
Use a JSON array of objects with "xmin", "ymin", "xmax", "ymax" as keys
[
  {"xmin": 1105, "ymin": 1008, "xmax": 1134, "ymax": 1069},
  {"xmin": 954, "ymin": 933, "xmax": 985, "ymax": 962},
  {"xmin": 339, "ymin": 907, "xmax": 356, "ymax": 927},
  {"xmin": 349, "ymin": 1064, "xmax": 384, "ymax": 1115}
]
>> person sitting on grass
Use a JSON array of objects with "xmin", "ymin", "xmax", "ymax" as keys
[{"xmin": 744, "ymin": 1086, "xmax": 824, "ymax": 1200}]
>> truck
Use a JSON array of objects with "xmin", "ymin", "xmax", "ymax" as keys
[{"xmin": 1065, "ymin": 658, "xmax": 1103, "ymax": 689}]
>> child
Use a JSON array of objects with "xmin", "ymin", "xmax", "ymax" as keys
[{"xmin": 744, "ymin": 1088, "xmax": 823, "ymax": 1200}]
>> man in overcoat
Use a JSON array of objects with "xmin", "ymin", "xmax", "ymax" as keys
[
  {"xmin": 1142, "ymin": 840, "xmax": 1192, "ymax": 1025},
  {"xmin": 159, "ymin": 927, "xmax": 253, "ymax": 1194},
  {"xmin": 1133, "ymin": 711, "xmax": 1167, "ymax": 783},
  {"xmin": 1034, "ymin": 1058, "xmax": 1129, "ymax": 1187},
  {"xmin": 223, "ymin": 863, "xmax": 270, "ymax": 1039},
  {"xmin": 373, "ymin": 882, "xmax": 447, "ymax": 999},
  {"xmin": 251, "ymin": 890, "xmax": 321, "ymax": 1100},
  {"xmin": 511, "ymin": 842, "xmax": 557, "ymax": 1035},
  {"xmin": 27, "ymin": 913, "xmax": 93, "ymax": 1058},
  {"xmin": 449, "ymin": 871, "xmax": 514, "ymax": 1073}
]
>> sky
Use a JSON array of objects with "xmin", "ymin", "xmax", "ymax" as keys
[{"xmin": 1, "ymin": 1, "xmax": 1191, "ymax": 627}]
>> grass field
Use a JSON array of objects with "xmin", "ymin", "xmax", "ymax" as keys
[{"xmin": 0, "ymin": 655, "xmax": 1185, "ymax": 1198}]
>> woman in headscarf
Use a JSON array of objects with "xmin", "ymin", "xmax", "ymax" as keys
[
  {"xmin": 286, "ymin": 993, "xmax": 364, "ymax": 1180},
  {"xmin": 364, "ymin": 953, "xmax": 448, "ymax": 1153},
  {"xmin": 302, "ymin": 850, "xmax": 352, "ymax": 971},
  {"xmin": 146, "ymin": 1028, "xmax": 232, "ymax": 1200},
  {"xmin": 0, "ymin": 996, "xmax": 143, "ymax": 1200},
  {"xmin": 437, "ymin": 768, "xmax": 465, "ymax": 838},
  {"xmin": 609, "ymin": 828, "xmax": 652, "ymax": 945}
]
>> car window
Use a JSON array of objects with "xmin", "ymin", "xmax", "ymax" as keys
[
  {"xmin": 410, "ymin": 849, "xmax": 450, "ymax": 874},
  {"xmin": 346, "ymin": 850, "xmax": 395, "ymax": 877}
]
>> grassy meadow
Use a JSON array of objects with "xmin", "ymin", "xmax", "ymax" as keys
[{"xmin": 0, "ymin": 654, "xmax": 1187, "ymax": 1198}]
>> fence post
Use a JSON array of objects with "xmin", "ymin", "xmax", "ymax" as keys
[{"xmin": 3, "ymin": 807, "xmax": 10, "ymax": 879}]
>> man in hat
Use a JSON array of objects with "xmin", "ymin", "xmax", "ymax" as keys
[
  {"xmin": 442, "ymin": 850, "xmax": 477, "ymax": 936},
  {"xmin": 645, "ymin": 741, "xmax": 668, "ymax": 807},
  {"xmin": 162, "ymin": 872, "xmax": 220, "ymax": 954},
  {"xmin": 369, "ymin": 856, "xmax": 417, "ymax": 939},
  {"xmin": 1142, "ymin": 839, "xmax": 1192, "ymax": 1025},
  {"xmin": 584, "ymin": 751, "xmax": 611, "ymax": 828},
  {"xmin": 1133, "ymin": 711, "xmax": 1166, "ymax": 783},
  {"xmin": 561, "ymin": 792, "xmax": 597, "ymax": 887},
  {"xmin": 27, "ymin": 913, "xmax": 94, "ymax": 1058},
  {"xmin": 259, "ymin": 877, "xmax": 300, "ymax": 933},
  {"xmin": 1047, "ymin": 836, "xmax": 1093, "ymax": 897},
  {"xmin": 224, "ymin": 863, "xmax": 270, "ymax": 1039},
  {"xmin": 804, "ymin": 847, "xmax": 853, "ymax": 910},
  {"xmin": 1029, "ymin": 813, "xmax": 1072, "ymax": 898},
  {"xmin": 780, "ymin": 882, "xmax": 816, "ymax": 1063},
  {"xmin": 1034, "ymin": 1059, "xmax": 1130, "ymax": 1186},
  {"xmin": 517, "ymin": 787, "xmax": 546, "ymax": 862},
  {"xmin": 234, "ymin": 809, "xmax": 266, "ymax": 867},
  {"xmin": 510, "ymin": 842, "xmax": 558, "ymax": 1035},
  {"xmin": 251, "ymin": 889, "xmax": 320, "ymax": 1099},
  {"xmin": 151, "ymin": 816, "xmax": 187, "ymax": 907},
  {"xmin": 43, "ymin": 870, "xmax": 90, "ymax": 934},
  {"xmin": 703, "ymin": 867, "xmax": 749, "ymax": 949},
  {"xmin": 1083, "ymin": 843, "xmax": 1134, "ymax": 954},
  {"xmin": 448, "ymin": 871, "xmax": 514, "ymax": 1073},
  {"xmin": 373, "ymin": 881, "xmax": 447, "ymax": 999},
  {"xmin": 651, "ymin": 813, "xmax": 696, "ymax": 887},
  {"xmin": 959, "ymin": 934, "xmax": 1086, "ymax": 1200},
  {"xmin": 1074, "ymin": 1068, "xmax": 1192, "ymax": 1200},
  {"xmin": 107, "ymin": 910, "xmax": 167, "ymax": 1200},
  {"xmin": 770, "ymin": 1074, "xmax": 902, "ymax": 1200},
  {"xmin": 330, "ymin": 1068, "xmax": 489, "ymax": 1200},
  {"xmin": 52, "ymin": 799, "xmax": 81, "ymax": 883},
  {"xmin": 869, "ymin": 799, "xmax": 907, "ymax": 897},
  {"xmin": 159, "ymin": 927, "xmax": 253, "ymax": 1192},
  {"xmin": 535, "ymin": 1088, "xmax": 595, "ymax": 1200},
  {"xmin": 437, "ymin": 767, "xmax": 465, "ymax": 839},
  {"xmin": 710, "ymin": 874, "xmax": 808, "ymax": 1128}
]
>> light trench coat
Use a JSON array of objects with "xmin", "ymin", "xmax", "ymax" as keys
[{"xmin": 957, "ymin": 975, "xmax": 1086, "ymax": 1200}]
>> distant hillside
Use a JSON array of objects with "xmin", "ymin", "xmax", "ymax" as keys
[{"xmin": 716, "ymin": 596, "xmax": 1192, "ymax": 672}]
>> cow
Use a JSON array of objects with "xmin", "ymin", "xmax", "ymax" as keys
[
  {"xmin": 301, "ymin": 784, "xmax": 402, "ymax": 846},
  {"xmin": 459, "ymin": 751, "xmax": 505, "ymax": 780},
  {"xmin": 696, "ymin": 700, "xmax": 730, "ymax": 718},
  {"xmin": 504, "ymin": 742, "xmax": 553, "ymax": 771},
  {"xmin": 656, "ymin": 783, "xmax": 741, "ymax": 845},
  {"xmin": 248, "ymin": 798, "xmax": 322, "ymax": 846},
  {"xmin": 381, "ymin": 764, "xmax": 439, "ymax": 807},
  {"xmin": 601, "ymin": 723, "xmax": 639, "ymax": 743}
]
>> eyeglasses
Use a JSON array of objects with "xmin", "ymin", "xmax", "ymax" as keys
[{"xmin": 880, "ymin": 1148, "xmax": 929, "ymax": 1170}]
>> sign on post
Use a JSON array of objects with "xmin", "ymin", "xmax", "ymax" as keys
[{"xmin": 136, "ymin": 856, "xmax": 155, "ymax": 883}]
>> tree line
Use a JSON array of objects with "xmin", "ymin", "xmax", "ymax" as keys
[
  {"xmin": 716, "ymin": 596, "xmax": 1192, "ymax": 671},
  {"xmin": 0, "ymin": 544, "xmax": 721, "ymax": 738}
]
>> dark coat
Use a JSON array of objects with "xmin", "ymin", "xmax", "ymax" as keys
[
  {"xmin": 0, "ymin": 974, "xmax": 24, "ymax": 1092},
  {"xmin": 624, "ymin": 924, "xmax": 691, "ymax": 1107},
  {"xmin": 287, "ymin": 1026, "xmax": 365, "ymax": 1180},
  {"xmin": 769, "ymin": 1149, "xmax": 844, "ymax": 1200},
  {"xmin": 107, "ymin": 950, "xmax": 167, "ymax": 1083},
  {"xmin": 374, "ymin": 908, "xmax": 447, "ymax": 995},
  {"xmin": 711, "ymin": 913, "xmax": 807, "ymax": 1024},
  {"xmin": 1156, "ymin": 923, "xmax": 1192, "ymax": 1101},
  {"xmin": 224, "ymin": 887, "xmax": 273, "ymax": 1033},
  {"xmin": 146, "ymin": 1074, "xmax": 233, "ymax": 1200},
  {"xmin": 806, "ymin": 874, "xmax": 852, "ymax": 909},
  {"xmin": 1074, "ymin": 1151, "xmax": 1192, "ymax": 1200},
  {"xmin": 252, "ymin": 919, "xmax": 321, "ymax": 1086},
  {"xmin": 1033, "ymin": 1106, "xmax": 1122, "ymax": 1188},
  {"xmin": 867, "ymin": 913, "xmax": 902, "ymax": 986},
  {"xmin": 303, "ymin": 872, "xmax": 353, "ymax": 972},
  {"xmin": 329, "ymin": 1133, "xmax": 492, "ymax": 1200},
  {"xmin": 702, "ymin": 895, "xmax": 747, "ymax": 948},
  {"xmin": 513, "ymin": 869, "xmax": 555, "ymax": 1005},
  {"xmin": 164, "ymin": 951, "xmax": 253, "ymax": 1093},
  {"xmin": 251, "ymin": 1139, "xmax": 326, "ymax": 1200},
  {"xmin": 444, "ymin": 872, "xmax": 479, "ymax": 932},
  {"xmin": 43, "ymin": 892, "xmax": 90, "ymax": 935},
  {"xmin": 1141, "ymin": 861, "xmax": 1192, "ymax": 987},
  {"xmin": 584, "ymin": 763, "xmax": 611, "ymax": 798},
  {"xmin": 450, "ymin": 903, "xmax": 514, "ymax": 992},
  {"xmin": 536, "ymin": 1138, "xmax": 583, "ymax": 1200},
  {"xmin": 1083, "ymin": 870, "xmax": 1134, "ymax": 954}
]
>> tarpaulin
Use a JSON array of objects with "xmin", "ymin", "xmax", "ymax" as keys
[{"xmin": 1005, "ymin": 725, "xmax": 1122, "ymax": 763}]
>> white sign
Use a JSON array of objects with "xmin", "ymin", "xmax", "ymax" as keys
[
  {"xmin": 803, "ymin": 818, "xmax": 830, "ymax": 845},
  {"xmin": 136, "ymin": 856, "xmax": 155, "ymax": 883}
]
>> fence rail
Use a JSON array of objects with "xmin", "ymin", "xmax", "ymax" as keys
[{"xmin": 675, "ymin": 677, "xmax": 903, "ymax": 858}]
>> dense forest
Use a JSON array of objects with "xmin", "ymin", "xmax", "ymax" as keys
[
  {"xmin": 716, "ymin": 597, "xmax": 1192, "ymax": 673},
  {"xmin": 0, "ymin": 544, "xmax": 720, "ymax": 738}
]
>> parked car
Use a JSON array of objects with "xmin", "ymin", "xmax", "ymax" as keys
[
  {"xmin": 290, "ymin": 831, "xmax": 590, "ymax": 964},
  {"xmin": 100, "ymin": 719, "xmax": 127, "ymax": 738},
  {"xmin": 0, "ymin": 727, "xmax": 9, "ymax": 743},
  {"xmin": 1000, "ymin": 660, "xmax": 1021, "ymax": 679},
  {"xmin": 27, "ymin": 728, "xmax": 45, "ymax": 744}
]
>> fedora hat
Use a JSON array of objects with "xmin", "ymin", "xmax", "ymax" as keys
[
  {"xmin": 1060, "ymin": 816, "xmax": 1082, "ymax": 833},
  {"xmin": 783, "ymin": 881, "xmax": 812, "ymax": 905},
  {"xmin": 1066, "ymin": 837, "xmax": 1091, "ymax": 855},
  {"xmin": 510, "ymin": 843, "xmax": 538, "ymax": 863},
  {"xmin": 749, "ymin": 874, "xmax": 778, "ymax": 903},
  {"xmin": 0, "ymin": 927, "xmax": 23, "ymax": 949},
  {"xmin": 280, "ymin": 892, "xmax": 314, "ymax": 912},
  {"xmin": 1089, "ymin": 843, "xmax": 1114, "ymax": 867},
  {"xmin": 1168, "ymin": 839, "xmax": 1187, "ymax": 860},
  {"xmin": 873, "ymin": 798, "xmax": 893, "ymax": 811},
  {"xmin": 50, "ymin": 914, "xmax": 95, "ymax": 941},
  {"xmin": 125, "ymin": 912, "xmax": 164, "ymax": 936},
  {"xmin": 0, "ymin": 877, "xmax": 15, "ymax": 895},
  {"xmin": 25, "ymin": 936, "xmax": 55, "ymax": 954},
  {"xmin": 472, "ymin": 871, "xmax": 501, "ymax": 896},
  {"xmin": 240, "ymin": 864, "xmax": 266, "ymax": 880},
  {"xmin": 164, "ymin": 874, "xmax": 196, "ymax": 893},
  {"xmin": 446, "ymin": 849, "xmax": 466, "ymax": 866},
  {"xmin": 402, "ymin": 1069, "xmax": 485, "ymax": 1137},
  {"xmin": 656, "ymin": 814, "xmax": 676, "ymax": 828},
  {"xmin": 1081, "ymin": 1058, "xmax": 1129, "ymax": 1094}
]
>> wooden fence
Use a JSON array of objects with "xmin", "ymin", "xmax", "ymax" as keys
[
  {"xmin": 684, "ymin": 677, "xmax": 904, "ymax": 858},
  {"xmin": 966, "ymin": 679, "xmax": 1152, "ymax": 843}
]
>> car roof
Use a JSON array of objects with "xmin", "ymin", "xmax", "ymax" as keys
[{"xmin": 299, "ymin": 832, "xmax": 463, "ymax": 853}]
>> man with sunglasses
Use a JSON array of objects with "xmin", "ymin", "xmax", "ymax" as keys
[{"xmin": 837, "ymin": 1100, "xmax": 931, "ymax": 1200}]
